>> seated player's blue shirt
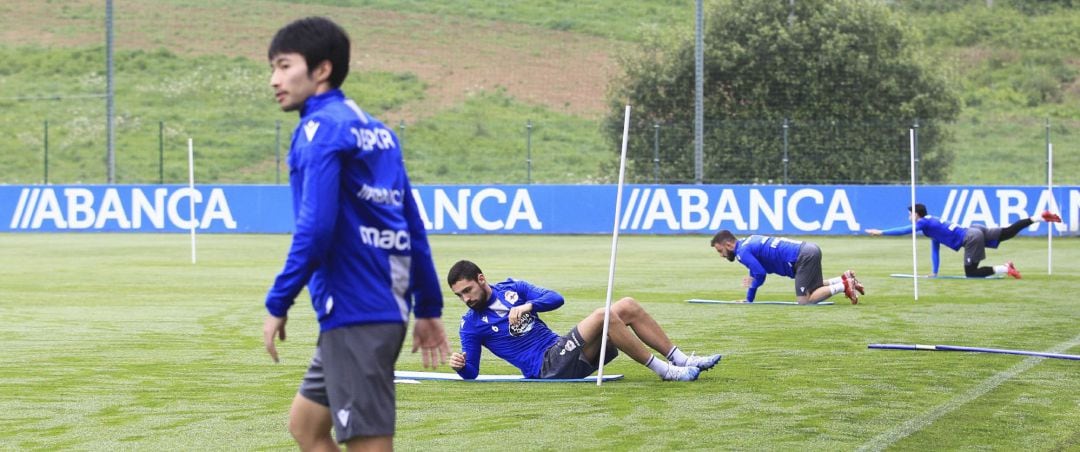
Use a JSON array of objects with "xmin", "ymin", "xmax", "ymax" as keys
[
  {"xmin": 455, "ymin": 278, "xmax": 564, "ymax": 379},
  {"xmin": 878, "ymin": 215, "xmax": 966, "ymax": 275},
  {"xmin": 264, "ymin": 89, "xmax": 442, "ymax": 332},
  {"xmin": 735, "ymin": 235, "xmax": 803, "ymax": 302}
]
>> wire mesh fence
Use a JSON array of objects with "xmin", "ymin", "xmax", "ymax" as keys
[{"xmin": 3, "ymin": 114, "xmax": 1077, "ymax": 186}]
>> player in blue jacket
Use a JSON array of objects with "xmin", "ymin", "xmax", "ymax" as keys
[
  {"xmin": 446, "ymin": 260, "xmax": 722, "ymax": 382},
  {"xmin": 866, "ymin": 203, "xmax": 1062, "ymax": 278},
  {"xmin": 710, "ymin": 230, "xmax": 863, "ymax": 304},
  {"xmin": 260, "ymin": 17, "xmax": 449, "ymax": 451}
]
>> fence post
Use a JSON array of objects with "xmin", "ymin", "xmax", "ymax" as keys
[
  {"xmin": 526, "ymin": 119, "xmax": 533, "ymax": 184},
  {"xmin": 782, "ymin": 118, "xmax": 789, "ymax": 184},
  {"xmin": 43, "ymin": 120, "xmax": 49, "ymax": 184},
  {"xmin": 275, "ymin": 120, "xmax": 281, "ymax": 184},
  {"xmin": 159, "ymin": 121, "xmax": 164, "ymax": 184},
  {"xmin": 653, "ymin": 123, "xmax": 660, "ymax": 183}
]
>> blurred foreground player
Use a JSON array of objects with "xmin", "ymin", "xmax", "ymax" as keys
[{"xmin": 261, "ymin": 17, "xmax": 448, "ymax": 451}]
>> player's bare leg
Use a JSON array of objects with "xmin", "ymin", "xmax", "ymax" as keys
[
  {"xmin": 288, "ymin": 393, "xmax": 338, "ymax": 452},
  {"xmin": 576, "ymin": 302, "xmax": 656, "ymax": 365}
]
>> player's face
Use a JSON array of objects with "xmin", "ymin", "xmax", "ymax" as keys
[
  {"xmin": 713, "ymin": 241, "xmax": 736, "ymax": 262},
  {"xmin": 451, "ymin": 275, "xmax": 491, "ymax": 312},
  {"xmin": 269, "ymin": 53, "xmax": 319, "ymax": 112}
]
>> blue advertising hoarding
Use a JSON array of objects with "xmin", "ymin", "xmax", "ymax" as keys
[{"xmin": 1, "ymin": 184, "xmax": 1076, "ymax": 235}]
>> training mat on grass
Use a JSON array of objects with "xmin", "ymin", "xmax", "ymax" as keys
[
  {"xmin": 393, "ymin": 370, "xmax": 624, "ymax": 382},
  {"xmin": 687, "ymin": 299, "xmax": 834, "ymax": 305},
  {"xmin": 889, "ymin": 273, "xmax": 1004, "ymax": 279}
]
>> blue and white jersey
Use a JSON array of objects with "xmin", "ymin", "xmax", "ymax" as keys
[
  {"xmin": 878, "ymin": 215, "xmax": 966, "ymax": 275},
  {"xmin": 734, "ymin": 235, "xmax": 803, "ymax": 302},
  {"xmin": 455, "ymin": 278, "xmax": 563, "ymax": 379},
  {"xmin": 265, "ymin": 89, "xmax": 442, "ymax": 332}
]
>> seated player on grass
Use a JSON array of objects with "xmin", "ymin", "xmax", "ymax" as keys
[
  {"xmin": 865, "ymin": 203, "xmax": 1062, "ymax": 278},
  {"xmin": 445, "ymin": 260, "xmax": 721, "ymax": 382},
  {"xmin": 709, "ymin": 230, "xmax": 863, "ymax": 305}
]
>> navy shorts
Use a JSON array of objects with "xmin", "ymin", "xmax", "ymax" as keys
[
  {"xmin": 539, "ymin": 326, "xmax": 618, "ymax": 379},
  {"xmin": 298, "ymin": 322, "xmax": 406, "ymax": 442}
]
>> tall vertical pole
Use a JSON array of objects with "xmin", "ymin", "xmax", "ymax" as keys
[
  {"xmin": 106, "ymin": 0, "xmax": 115, "ymax": 183},
  {"xmin": 693, "ymin": 0, "xmax": 704, "ymax": 184},
  {"xmin": 912, "ymin": 118, "xmax": 920, "ymax": 182},
  {"xmin": 1047, "ymin": 118, "xmax": 1053, "ymax": 275},
  {"xmin": 597, "ymin": 105, "xmax": 632, "ymax": 386},
  {"xmin": 910, "ymin": 129, "xmax": 918, "ymax": 300}
]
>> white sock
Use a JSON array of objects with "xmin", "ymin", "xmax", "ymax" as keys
[
  {"xmin": 646, "ymin": 356, "xmax": 671, "ymax": 376},
  {"xmin": 993, "ymin": 264, "xmax": 1007, "ymax": 274},
  {"xmin": 826, "ymin": 276, "xmax": 843, "ymax": 286},
  {"xmin": 829, "ymin": 280, "xmax": 846, "ymax": 296},
  {"xmin": 1031, "ymin": 215, "xmax": 1043, "ymax": 223},
  {"xmin": 666, "ymin": 346, "xmax": 688, "ymax": 366}
]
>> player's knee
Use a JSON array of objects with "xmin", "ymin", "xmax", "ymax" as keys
[
  {"xmin": 963, "ymin": 264, "xmax": 980, "ymax": 277},
  {"xmin": 612, "ymin": 297, "xmax": 643, "ymax": 316}
]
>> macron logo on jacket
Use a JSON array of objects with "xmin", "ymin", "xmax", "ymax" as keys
[{"xmin": 303, "ymin": 120, "xmax": 320, "ymax": 141}]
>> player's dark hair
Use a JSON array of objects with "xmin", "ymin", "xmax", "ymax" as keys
[
  {"xmin": 909, "ymin": 203, "xmax": 928, "ymax": 218},
  {"xmin": 447, "ymin": 260, "xmax": 483, "ymax": 287},
  {"xmin": 710, "ymin": 230, "xmax": 737, "ymax": 246},
  {"xmin": 268, "ymin": 16, "xmax": 350, "ymax": 89}
]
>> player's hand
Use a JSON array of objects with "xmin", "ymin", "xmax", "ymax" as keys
[
  {"xmin": 509, "ymin": 302, "xmax": 533, "ymax": 327},
  {"xmin": 866, "ymin": 229, "xmax": 882, "ymax": 236},
  {"xmin": 449, "ymin": 352, "xmax": 466, "ymax": 371},
  {"xmin": 741, "ymin": 276, "xmax": 753, "ymax": 288},
  {"xmin": 412, "ymin": 317, "xmax": 450, "ymax": 369},
  {"xmin": 263, "ymin": 315, "xmax": 287, "ymax": 363}
]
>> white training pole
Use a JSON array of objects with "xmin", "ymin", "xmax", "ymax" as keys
[
  {"xmin": 188, "ymin": 138, "xmax": 197, "ymax": 264},
  {"xmin": 909, "ymin": 129, "xmax": 918, "ymax": 300},
  {"xmin": 597, "ymin": 105, "xmax": 631, "ymax": 386},
  {"xmin": 1048, "ymin": 142, "xmax": 1053, "ymax": 275}
]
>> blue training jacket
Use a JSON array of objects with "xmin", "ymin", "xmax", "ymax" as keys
[
  {"xmin": 455, "ymin": 278, "xmax": 564, "ymax": 379},
  {"xmin": 878, "ymin": 215, "xmax": 967, "ymax": 275},
  {"xmin": 265, "ymin": 89, "xmax": 442, "ymax": 331},
  {"xmin": 734, "ymin": 235, "xmax": 804, "ymax": 302}
]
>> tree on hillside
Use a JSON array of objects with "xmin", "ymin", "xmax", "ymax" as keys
[{"xmin": 604, "ymin": 0, "xmax": 961, "ymax": 184}]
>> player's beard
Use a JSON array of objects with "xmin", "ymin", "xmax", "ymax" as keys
[{"xmin": 725, "ymin": 253, "xmax": 735, "ymax": 262}]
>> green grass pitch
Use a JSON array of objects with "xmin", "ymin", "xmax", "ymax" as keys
[{"xmin": 1, "ymin": 233, "xmax": 1078, "ymax": 450}]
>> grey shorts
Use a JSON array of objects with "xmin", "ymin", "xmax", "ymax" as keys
[
  {"xmin": 298, "ymin": 322, "xmax": 406, "ymax": 442},
  {"xmin": 793, "ymin": 242, "xmax": 824, "ymax": 296},
  {"xmin": 539, "ymin": 326, "xmax": 618, "ymax": 379},
  {"xmin": 963, "ymin": 225, "xmax": 1003, "ymax": 265}
]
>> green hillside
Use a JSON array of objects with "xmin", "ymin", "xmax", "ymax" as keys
[{"xmin": 0, "ymin": 0, "xmax": 1077, "ymax": 184}]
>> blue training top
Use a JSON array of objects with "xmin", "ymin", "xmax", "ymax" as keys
[
  {"xmin": 878, "ymin": 215, "xmax": 967, "ymax": 275},
  {"xmin": 734, "ymin": 235, "xmax": 804, "ymax": 302},
  {"xmin": 265, "ymin": 89, "xmax": 442, "ymax": 331},
  {"xmin": 455, "ymin": 278, "xmax": 564, "ymax": 379}
]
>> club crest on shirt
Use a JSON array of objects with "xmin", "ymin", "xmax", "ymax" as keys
[{"xmin": 504, "ymin": 291, "xmax": 518, "ymax": 304}]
